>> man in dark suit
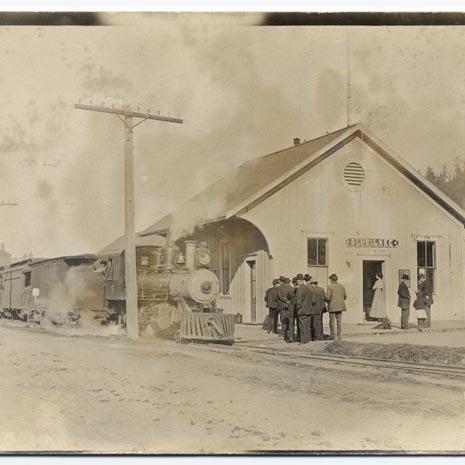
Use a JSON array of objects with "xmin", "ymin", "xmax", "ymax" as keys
[
  {"xmin": 277, "ymin": 276, "xmax": 294, "ymax": 342},
  {"xmin": 289, "ymin": 277, "xmax": 299, "ymax": 341},
  {"xmin": 310, "ymin": 278, "xmax": 326, "ymax": 340},
  {"xmin": 291, "ymin": 276, "xmax": 302, "ymax": 342},
  {"xmin": 265, "ymin": 278, "xmax": 280, "ymax": 334},
  {"xmin": 418, "ymin": 273, "xmax": 433, "ymax": 329},
  {"xmin": 397, "ymin": 274, "xmax": 411, "ymax": 330},
  {"xmin": 295, "ymin": 274, "xmax": 311, "ymax": 344}
]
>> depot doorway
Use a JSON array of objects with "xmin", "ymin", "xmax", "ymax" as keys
[{"xmin": 363, "ymin": 260, "xmax": 384, "ymax": 321}]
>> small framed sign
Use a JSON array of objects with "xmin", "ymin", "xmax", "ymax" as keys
[{"xmin": 399, "ymin": 269, "xmax": 411, "ymax": 286}]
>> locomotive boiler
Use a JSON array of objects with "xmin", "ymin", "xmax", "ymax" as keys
[{"xmin": 101, "ymin": 238, "xmax": 235, "ymax": 343}]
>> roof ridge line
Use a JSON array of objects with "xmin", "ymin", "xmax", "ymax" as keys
[{"xmin": 240, "ymin": 124, "xmax": 359, "ymax": 167}]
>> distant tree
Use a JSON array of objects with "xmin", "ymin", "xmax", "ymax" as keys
[
  {"xmin": 424, "ymin": 166, "xmax": 437, "ymax": 183},
  {"xmin": 424, "ymin": 158, "xmax": 465, "ymax": 208}
]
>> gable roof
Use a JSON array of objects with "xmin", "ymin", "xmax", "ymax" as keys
[{"xmin": 141, "ymin": 123, "xmax": 465, "ymax": 236}]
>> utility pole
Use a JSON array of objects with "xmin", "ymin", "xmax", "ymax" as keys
[
  {"xmin": 75, "ymin": 103, "xmax": 183, "ymax": 340},
  {"xmin": 346, "ymin": 28, "xmax": 352, "ymax": 128}
]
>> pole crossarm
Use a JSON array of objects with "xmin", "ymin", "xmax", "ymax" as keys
[{"xmin": 74, "ymin": 103, "xmax": 183, "ymax": 124}]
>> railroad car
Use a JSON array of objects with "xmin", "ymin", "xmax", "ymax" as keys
[
  {"xmin": 0, "ymin": 258, "xmax": 34, "ymax": 320},
  {"xmin": 0, "ymin": 255, "xmax": 103, "ymax": 324},
  {"xmin": 27, "ymin": 255, "xmax": 103, "ymax": 324}
]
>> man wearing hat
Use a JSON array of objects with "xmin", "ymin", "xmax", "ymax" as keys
[
  {"xmin": 277, "ymin": 276, "xmax": 294, "ymax": 342},
  {"xmin": 304, "ymin": 274, "xmax": 312, "ymax": 287},
  {"xmin": 397, "ymin": 274, "xmax": 411, "ymax": 330},
  {"xmin": 309, "ymin": 278, "xmax": 326, "ymax": 341},
  {"xmin": 326, "ymin": 273, "xmax": 347, "ymax": 340},
  {"xmin": 265, "ymin": 279, "xmax": 280, "ymax": 334},
  {"xmin": 291, "ymin": 276, "xmax": 303, "ymax": 342},
  {"xmin": 295, "ymin": 273, "xmax": 312, "ymax": 343}
]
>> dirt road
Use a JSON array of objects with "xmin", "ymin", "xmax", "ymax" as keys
[{"xmin": 2, "ymin": 324, "xmax": 465, "ymax": 454}]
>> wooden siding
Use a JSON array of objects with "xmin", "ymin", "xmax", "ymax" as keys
[{"xmin": 189, "ymin": 219, "xmax": 271, "ymax": 324}]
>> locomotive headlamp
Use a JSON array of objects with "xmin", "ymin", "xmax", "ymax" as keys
[{"xmin": 197, "ymin": 250, "xmax": 211, "ymax": 266}]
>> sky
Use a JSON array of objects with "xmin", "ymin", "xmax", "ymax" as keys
[{"xmin": 1, "ymin": 15, "xmax": 465, "ymax": 258}]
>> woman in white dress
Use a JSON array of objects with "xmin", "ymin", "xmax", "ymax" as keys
[{"xmin": 369, "ymin": 272, "xmax": 387, "ymax": 321}]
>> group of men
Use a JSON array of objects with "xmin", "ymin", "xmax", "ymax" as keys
[{"xmin": 264, "ymin": 273, "xmax": 347, "ymax": 343}]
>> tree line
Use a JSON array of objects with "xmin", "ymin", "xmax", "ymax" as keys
[{"xmin": 424, "ymin": 158, "xmax": 465, "ymax": 207}]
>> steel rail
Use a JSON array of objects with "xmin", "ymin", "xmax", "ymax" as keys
[
  {"xmin": 237, "ymin": 342, "xmax": 465, "ymax": 371},
  {"xmin": 195, "ymin": 342, "xmax": 465, "ymax": 377}
]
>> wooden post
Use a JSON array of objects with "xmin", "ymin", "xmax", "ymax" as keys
[
  {"xmin": 74, "ymin": 103, "xmax": 183, "ymax": 340},
  {"xmin": 124, "ymin": 116, "xmax": 138, "ymax": 340}
]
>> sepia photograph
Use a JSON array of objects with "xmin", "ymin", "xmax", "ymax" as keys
[{"xmin": 2, "ymin": 8, "xmax": 465, "ymax": 455}]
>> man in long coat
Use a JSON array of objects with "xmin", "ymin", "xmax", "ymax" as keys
[
  {"xmin": 397, "ymin": 274, "xmax": 411, "ymax": 330},
  {"xmin": 277, "ymin": 276, "xmax": 294, "ymax": 342},
  {"xmin": 310, "ymin": 278, "xmax": 326, "ymax": 341},
  {"xmin": 326, "ymin": 273, "xmax": 347, "ymax": 340},
  {"xmin": 265, "ymin": 278, "xmax": 280, "ymax": 334},
  {"xmin": 291, "ymin": 276, "xmax": 302, "ymax": 342},
  {"xmin": 295, "ymin": 274, "xmax": 312, "ymax": 343}
]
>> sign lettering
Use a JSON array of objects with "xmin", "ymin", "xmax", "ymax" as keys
[{"xmin": 346, "ymin": 238, "xmax": 398, "ymax": 248}]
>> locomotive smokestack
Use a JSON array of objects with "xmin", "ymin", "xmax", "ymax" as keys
[
  {"xmin": 185, "ymin": 240, "xmax": 196, "ymax": 271},
  {"xmin": 163, "ymin": 230, "xmax": 175, "ymax": 270}
]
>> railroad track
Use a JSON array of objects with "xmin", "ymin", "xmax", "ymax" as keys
[{"xmin": 194, "ymin": 341, "xmax": 465, "ymax": 377}]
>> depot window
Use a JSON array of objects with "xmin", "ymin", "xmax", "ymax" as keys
[
  {"xmin": 417, "ymin": 240, "xmax": 435, "ymax": 291},
  {"xmin": 307, "ymin": 238, "xmax": 328, "ymax": 266}
]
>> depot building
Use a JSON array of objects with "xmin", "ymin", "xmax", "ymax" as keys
[{"xmin": 141, "ymin": 123, "xmax": 465, "ymax": 325}]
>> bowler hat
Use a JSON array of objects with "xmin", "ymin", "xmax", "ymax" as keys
[
  {"xmin": 272, "ymin": 278, "xmax": 279, "ymax": 285},
  {"xmin": 284, "ymin": 277, "xmax": 290, "ymax": 283},
  {"xmin": 401, "ymin": 274, "xmax": 409, "ymax": 280},
  {"xmin": 296, "ymin": 273, "xmax": 305, "ymax": 281},
  {"xmin": 304, "ymin": 273, "xmax": 312, "ymax": 281},
  {"xmin": 329, "ymin": 273, "xmax": 338, "ymax": 281},
  {"xmin": 279, "ymin": 275, "xmax": 286, "ymax": 282}
]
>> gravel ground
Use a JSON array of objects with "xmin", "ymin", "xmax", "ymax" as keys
[{"xmin": 2, "ymin": 323, "xmax": 465, "ymax": 454}]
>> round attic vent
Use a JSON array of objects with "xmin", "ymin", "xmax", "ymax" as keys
[{"xmin": 343, "ymin": 162, "xmax": 365, "ymax": 187}]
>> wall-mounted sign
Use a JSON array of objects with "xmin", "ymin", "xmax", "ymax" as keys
[
  {"xmin": 399, "ymin": 269, "xmax": 410, "ymax": 284},
  {"xmin": 346, "ymin": 238, "xmax": 399, "ymax": 248}
]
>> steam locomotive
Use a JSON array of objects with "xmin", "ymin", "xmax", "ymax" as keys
[{"xmin": 97, "ymin": 237, "xmax": 235, "ymax": 343}]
